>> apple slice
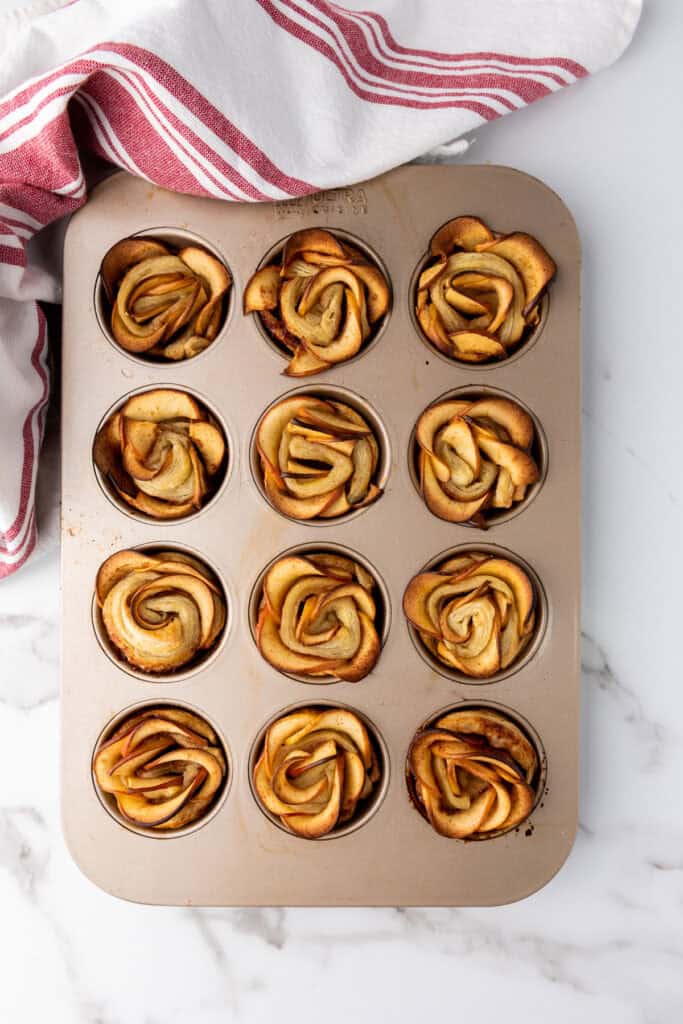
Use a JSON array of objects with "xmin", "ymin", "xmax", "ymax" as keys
[
  {"xmin": 243, "ymin": 265, "xmax": 281, "ymax": 313},
  {"xmin": 448, "ymin": 749, "xmax": 524, "ymax": 784},
  {"xmin": 465, "ymin": 558, "xmax": 536, "ymax": 631},
  {"xmin": 421, "ymin": 448, "xmax": 489, "ymax": 523},
  {"xmin": 475, "ymin": 232, "xmax": 556, "ymax": 314},
  {"xmin": 403, "ymin": 572, "xmax": 451, "ymax": 637},
  {"xmin": 350, "ymin": 264, "xmax": 390, "ymax": 322},
  {"xmin": 101, "ymin": 238, "xmax": 170, "ymax": 300},
  {"xmin": 133, "ymin": 571, "xmax": 217, "ymax": 646},
  {"xmin": 116, "ymin": 254, "xmax": 189, "ymax": 318},
  {"xmin": 95, "ymin": 549, "xmax": 159, "ymax": 604},
  {"xmin": 439, "ymin": 553, "xmax": 488, "ymax": 577},
  {"xmin": 144, "ymin": 747, "xmax": 224, "ymax": 796},
  {"xmin": 122, "ymin": 388, "xmax": 203, "ymax": 423},
  {"xmin": 317, "ymin": 482, "xmax": 381, "ymax": 519},
  {"xmin": 416, "ymin": 294, "xmax": 452, "ymax": 353},
  {"xmin": 119, "ymin": 490, "xmax": 199, "ymax": 520},
  {"xmin": 283, "ymin": 438, "xmax": 353, "ymax": 497},
  {"xmin": 93, "ymin": 737, "xmax": 134, "ymax": 793},
  {"xmin": 262, "ymin": 554, "xmax": 325, "ymax": 621},
  {"xmin": 282, "ymin": 228, "xmax": 349, "ymax": 270},
  {"xmin": 415, "ymin": 401, "xmax": 472, "ymax": 477},
  {"xmin": 333, "ymin": 611, "xmax": 381, "ymax": 682},
  {"xmin": 298, "ymin": 267, "xmax": 364, "ymax": 317},
  {"xmin": 253, "ymin": 752, "xmax": 329, "ymax": 817},
  {"xmin": 315, "ymin": 581, "xmax": 376, "ymax": 621},
  {"xmin": 303, "ymin": 290, "xmax": 364, "ymax": 364},
  {"xmin": 289, "ymin": 709, "xmax": 374, "ymax": 768},
  {"xmin": 188, "ymin": 420, "xmax": 226, "ymax": 476},
  {"xmin": 429, "ymin": 215, "xmax": 495, "ymax": 258},
  {"xmin": 441, "ymin": 458, "xmax": 498, "ymax": 503},
  {"xmin": 408, "ymin": 730, "xmax": 459, "ymax": 794},
  {"xmin": 424, "ymin": 786, "xmax": 496, "ymax": 838},
  {"xmin": 280, "ymin": 583, "xmax": 360, "ymax": 660},
  {"xmin": 340, "ymin": 749, "xmax": 367, "ymax": 817},
  {"xmin": 282, "ymin": 754, "xmax": 344, "ymax": 838},
  {"xmin": 179, "ymin": 246, "xmax": 231, "ymax": 299},
  {"xmin": 432, "ymin": 756, "xmax": 471, "ymax": 811},
  {"xmin": 108, "ymin": 738, "xmax": 175, "ymax": 779},
  {"xmin": 466, "ymin": 397, "xmax": 535, "ymax": 449},
  {"xmin": 492, "ymin": 466, "xmax": 515, "ymax": 508},
  {"xmin": 120, "ymin": 417, "xmax": 160, "ymax": 469},
  {"xmin": 443, "ymin": 285, "xmax": 489, "ymax": 317},
  {"xmin": 264, "ymin": 710, "xmax": 318, "ymax": 774},
  {"xmin": 146, "ymin": 707, "xmax": 218, "ymax": 743},
  {"xmin": 133, "ymin": 439, "xmax": 201, "ymax": 507},
  {"xmin": 436, "ymin": 709, "xmax": 537, "ymax": 781},
  {"xmin": 117, "ymin": 768, "xmax": 207, "ymax": 827},
  {"xmin": 264, "ymin": 468, "xmax": 342, "ymax": 519},
  {"xmin": 257, "ymin": 395, "xmax": 323, "ymax": 481},
  {"xmin": 439, "ymin": 619, "xmax": 501, "ymax": 678},
  {"xmin": 345, "ymin": 437, "xmax": 373, "ymax": 505},
  {"xmin": 122, "ymin": 717, "xmax": 209, "ymax": 755},
  {"xmin": 450, "ymin": 330, "xmax": 506, "ymax": 362},
  {"xmin": 258, "ymin": 309, "xmax": 298, "ymax": 352},
  {"xmin": 271, "ymin": 745, "xmax": 335, "ymax": 804},
  {"xmin": 284, "ymin": 345, "xmax": 329, "ymax": 377},
  {"xmin": 255, "ymin": 606, "xmax": 344, "ymax": 677},
  {"xmin": 503, "ymin": 782, "xmax": 535, "ymax": 828},
  {"xmin": 295, "ymin": 403, "xmax": 370, "ymax": 439}
]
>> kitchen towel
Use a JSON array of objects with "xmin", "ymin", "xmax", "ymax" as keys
[{"xmin": 0, "ymin": 0, "xmax": 641, "ymax": 577}]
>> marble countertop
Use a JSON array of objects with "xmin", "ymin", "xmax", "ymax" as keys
[{"xmin": 1, "ymin": 2, "xmax": 682, "ymax": 1022}]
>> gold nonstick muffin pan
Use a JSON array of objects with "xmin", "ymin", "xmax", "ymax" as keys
[{"xmin": 61, "ymin": 165, "xmax": 580, "ymax": 906}]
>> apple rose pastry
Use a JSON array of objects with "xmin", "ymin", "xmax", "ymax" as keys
[
  {"xmin": 415, "ymin": 395, "xmax": 540, "ymax": 525},
  {"xmin": 407, "ymin": 707, "xmax": 538, "ymax": 838},
  {"xmin": 403, "ymin": 552, "xmax": 536, "ymax": 678},
  {"xmin": 96, "ymin": 549, "xmax": 226, "ymax": 673},
  {"xmin": 244, "ymin": 228, "xmax": 390, "ymax": 376},
  {"xmin": 253, "ymin": 707, "xmax": 381, "ymax": 838},
  {"xmin": 93, "ymin": 706, "xmax": 227, "ymax": 831},
  {"xmin": 256, "ymin": 393, "xmax": 382, "ymax": 520},
  {"xmin": 100, "ymin": 236, "xmax": 231, "ymax": 360},
  {"xmin": 416, "ymin": 216, "xmax": 556, "ymax": 363},
  {"xmin": 254, "ymin": 552, "xmax": 381, "ymax": 682},
  {"xmin": 94, "ymin": 388, "xmax": 226, "ymax": 519}
]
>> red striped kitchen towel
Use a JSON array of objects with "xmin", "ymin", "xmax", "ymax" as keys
[{"xmin": 0, "ymin": 0, "xmax": 641, "ymax": 577}]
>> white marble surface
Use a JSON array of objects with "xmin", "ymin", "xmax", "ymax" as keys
[{"xmin": 2, "ymin": 2, "xmax": 683, "ymax": 1021}]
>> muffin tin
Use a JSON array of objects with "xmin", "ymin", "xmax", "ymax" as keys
[{"xmin": 60, "ymin": 165, "xmax": 580, "ymax": 906}]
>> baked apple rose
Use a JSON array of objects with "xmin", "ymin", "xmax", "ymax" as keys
[
  {"xmin": 244, "ymin": 228, "xmax": 391, "ymax": 376},
  {"xmin": 100, "ymin": 236, "xmax": 231, "ymax": 360},
  {"xmin": 407, "ymin": 707, "xmax": 538, "ymax": 839},
  {"xmin": 255, "ymin": 552, "xmax": 381, "ymax": 682},
  {"xmin": 255, "ymin": 393, "xmax": 382, "ymax": 520},
  {"xmin": 415, "ymin": 215, "xmax": 555, "ymax": 363},
  {"xmin": 415, "ymin": 395, "xmax": 540, "ymax": 525},
  {"xmin": 253, "ymin": 707, "xmax": 381, "ymax": 838},
  {"xmin": 94, "ymin": 388, "xmax": 226, "ymax": 519},
  {"xmin": 96, "ymin": 549, "xmax": 226, "ymax": 673},
  {"xmin": 93, "ymin": 706, "xmax": 227, "ymax": 831},
  {"xmin": 403, "ymin": 552, "xmax": 536, "ymax": 678}
]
